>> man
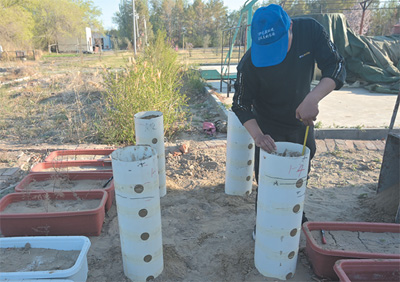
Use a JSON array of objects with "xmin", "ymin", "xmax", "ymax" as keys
[{"xmin": 232, "ymin": 4, "xmax": 346, "ymax": 238}]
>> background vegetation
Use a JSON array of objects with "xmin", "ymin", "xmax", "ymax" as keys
[
  {"xmin": 0, "ymin": 0, "xmax": 398, "ymax": 53},
  {"xmin": 100, "ymin": 31, "xmax": 188, "ymax": 144}
]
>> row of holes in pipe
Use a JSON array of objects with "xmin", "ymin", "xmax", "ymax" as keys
[{"xmin": 138, "ymin": 208, "xmax": 155, "ymax": 282}]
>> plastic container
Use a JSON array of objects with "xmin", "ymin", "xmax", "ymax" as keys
[
  {"xmin": 30, "ymin": 160, "xmax": 112, "ymax": 174},
  {"xmin": 0, "ymin": 236, "xmax": 90, "ymax": 281},
  {"xmin": 0, "ymin": 190, "xmax": 107, "ymax": 236},
  {"xmin": 15, "ymin": 172, "xmax": 114, "ymax": 211},
  {"xmin": 44, "ymin": 149, "xmax": 114, "ymax": 162},
  {"xmin": 303, "ymin": 221, "xmax": 400, "ymax": 279},
  {"xmin": 334, "ymin": 259, "xmax": 400, "ymax": 282}
]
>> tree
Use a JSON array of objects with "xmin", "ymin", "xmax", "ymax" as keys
[
  {"xmin": 28, "ymin": 0, "xmax": 102, "ymax": 49},
  {"xmin": 368, "ymin": 1, "xmax": 399, "ymax": 36},
  {"xmin": 113, "ymin": 0, "xmax": 153, "ymax": 50},
  {"xmin": 0, "ymin": 0, "xmax": 34, "ymax": 49}
]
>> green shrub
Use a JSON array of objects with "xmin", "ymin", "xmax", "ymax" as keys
[{"xmin": 101, "ymin": 31, "xmax": 188, "ymax": 144}]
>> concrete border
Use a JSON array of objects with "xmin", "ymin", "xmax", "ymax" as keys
[{"xmin": 206, "ymin": 86, "xmax": 398, "ymax": 140}]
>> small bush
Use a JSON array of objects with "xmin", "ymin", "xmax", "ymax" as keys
[{"xmin": 100, "ymin": 31, "xmax": 188, "ymax": 144}]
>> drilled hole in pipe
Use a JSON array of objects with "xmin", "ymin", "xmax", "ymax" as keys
[
  {"xmin": 296, "ymin": 179, "xmax": 303, "ymax": 188},
  {"xmin": 292, "ymin": 204, "xmax": 300, "ymax": 213},
  {"xmin": 247, "ymin": 160, "xmax": 252, "ymax": 165},
  {"xmin": 134, "ymin": 184, "xmax": 144, "ymax": 193},
  {"xmin": 146, "ymin": 276, "xmax": 155, "ymax": 281},
  {"xmin": 288, "ymin": 251, "xmax": 295, "ymax": 259},
  {"xmin": 141, "ymin": 232, "xmax": 150, "ymax": 240},
  {"xmin": 290, "ymin": 228, "xmax": 297, "ymax": 237},
  {"xmin": 152, "ymin": 138, "xmax": 158, "ymax": 144},
  {"xmin": 139, "ymin": 209, "xmax": 148, "ymax": 217},
  {"xmin": 248, "ymin": 144, "xmax": 253, "ymax": 149},
  {"xmin": 144, "ymin": 255, "xmax": 152, "ymax": 262},
  {"xmin": 286, "ymin": 273, "xmax": 293, "ymax": 280},
  {"xmin": 246, "ymin": 176, "xmax": 251, "ymax": 181}
]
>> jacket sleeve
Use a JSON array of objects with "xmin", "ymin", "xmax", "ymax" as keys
[
  {"xmin": 312, "ymin": 19, "xmax": 346, "ymax": 90},
  {"xmin": 232, "ymin": 57, "xmax": 259, "ymax": 125}
]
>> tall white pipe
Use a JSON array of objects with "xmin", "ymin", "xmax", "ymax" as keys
[
  {"xmin": 225, "ymin": 110, "xmax": 255, "ymax": 195},
  {"xmin": 134, "ymin": 111, "xmax": 167, "ymax": 197},
  {"xmin": 255, "ymin": 142, "xmax": 310, "ymax": 280},
  {"xmin": 111, "ymin": 146, "xmax": 163, "ymax": 282}
]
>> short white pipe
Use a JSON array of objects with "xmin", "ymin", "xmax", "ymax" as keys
[
  {"xmin": 111, "ymin": 146, "xmax": 163, "ymax": 282},
  {"xmin": 254, "ymin": 142, "xmax": 310, "ymax": 280},
  {"xmin": 225, "ymin": 110, "xmax": 255, "ymax": 195},
  {"xmin": 134, "ymin": 111, "xmax": 167, "ymax": 197}
]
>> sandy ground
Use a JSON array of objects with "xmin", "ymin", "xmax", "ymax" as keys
[{"xmin": 81, "ymin": 135, "xmax": 396, "ymax": 282}]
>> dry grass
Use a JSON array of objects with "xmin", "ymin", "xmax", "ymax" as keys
[
  {"xmin": 0, "ymin": 63, "xmax": 106, "ymax": 144},
  {"xmin": 0, "ymin": 48, "xmax": 211, "ymax": 146}
]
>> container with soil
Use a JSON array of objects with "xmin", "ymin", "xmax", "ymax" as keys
[
  {"xmin": 30, "ymin": 160, "xmax": 112, "ymax": 174},
  {"xmin": 44, "ymin": 149, "xmax": 115, "ymax": 162},
  {"xmin": 15, "ymin": 172, "xmax": 114, "ymax": 210},
  {"xmin": 0, "ymin": 190, "xmax": 107, "ymax": 236},
  {"xmin": 302, "ymin": 221, "xmax": 400, "ymax": 279},
  {"xmin": 0, "ymin": 236, "xmax": 90, "ymax": 281},
  {"xmin": 334, "ymin": 259, "xmax": 400, "ymax": 282}
]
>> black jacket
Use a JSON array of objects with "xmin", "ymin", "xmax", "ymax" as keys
[{"xmin": 232, "ymin": 17, "xmax": 346, "ymax": 132}]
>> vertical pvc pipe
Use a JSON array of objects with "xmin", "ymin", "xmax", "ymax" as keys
[
  {"xmin": 134, "ymin": 111, "xmax": 167, "ymax": 197},
  {"xmin": 225, "ymin": 110, "xmax": 255, "ymax": 195},
  {"xmin": 254, "ymin": 142, "xmax": 310, "ymax": 280},
  {"xmin": 111, "ymin": 146, "xmax": 163, "ymax": 282}
]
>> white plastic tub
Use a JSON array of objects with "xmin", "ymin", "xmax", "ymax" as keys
[{"xmin": 0, "ymin": 236, "xmax": 91, "ymax": 281}]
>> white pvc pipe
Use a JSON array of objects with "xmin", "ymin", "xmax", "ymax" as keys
[
  {"xmin": 225, "ymin": 110, "xmax": 255, "ymax": 195},
  {"xmin": 134, "ymin": 111, "xmax": 167, "ymax": 197},
  {"xmin": 254, "ymin": 142, "xmax": 310, "ymax": 280},
  {"xmin": 111, "ymin": 146, "xmax": 163, "ymax": 282}
]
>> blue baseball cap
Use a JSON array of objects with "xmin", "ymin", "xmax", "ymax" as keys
[{"xmin": 251, "ymin": 4, "xmax": 291, "ymax": 67}]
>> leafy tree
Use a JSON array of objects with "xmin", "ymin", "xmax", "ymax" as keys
[
  {"xmin": 28, "ymin": 0, "xmax": 102, "ymax": 50},
  {"xmin": 368, "ymin": 1, "xmax": 399, "ymax": 36},
  {"xmin": 0, "ymin": 0, "xmax": 34, "ymax": 49},
  {"xmin": 113, "ymin": 0, "xmax": 153, "ymax": 50}
]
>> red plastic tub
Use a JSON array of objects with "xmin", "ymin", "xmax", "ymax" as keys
[
  {"xmin": 334, "ymin": 259, "xmax": 400, "ymax": 282},
  {"xmin": 0, "ymin": 190, "xmax": 108, "ymax": 236},
  {"xmin": 15, "ymin": 172, "xmax": 114, "ymax": 211},
  {"xmin": 30, "ymin": 160, "xmax": 112, "ymax": 174},
  {"xmin": 302, "ymin": 221, "xmax": 400, "ymax": 280},
  {"xmin": 44, "ymin": 149, "xmax": 115, "ymax": 162}
]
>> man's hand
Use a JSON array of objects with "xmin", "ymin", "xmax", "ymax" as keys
[
  {"xmin": 254, "ymin": 133, "xmax": 277, "ymax": 153},
  {"xmin": 296, "ymin": 77, "xmax": 337, "ymax": 126},
  {"xmin": 243, "ymin": 119, "xmax": 277, "ymax": 153},
  {"xmin": 296, "ymin": 96, "xmax": 318, "ymax": 126}
]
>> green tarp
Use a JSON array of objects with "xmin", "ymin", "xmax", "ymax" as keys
[{"xmin": 305, "ymin": 13, "xmax": 400, "ymax": 94}]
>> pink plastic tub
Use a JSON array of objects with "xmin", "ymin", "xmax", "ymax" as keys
[
  {"xmin": 0, "ymin": 190, "xmax": 107, "ymax": 236},
  {"xmin": 334, "ymin": 259, "xmax": 400, "ymax": 282},
  {"xmin": 15, "ymin": 172, "xmax": 114, "ymax": 211},
  {"xmin": 302, "ymin": 221, "xmax": 400, "ymax": 279}
]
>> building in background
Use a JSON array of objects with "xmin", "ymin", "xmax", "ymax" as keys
[
  {"xmin": 92, "ymin": 33, "xmax": 113, "ymax": 52},
  {"xmin": 55, "ymin": 27, "xmax": 93, "ymax": 53}
]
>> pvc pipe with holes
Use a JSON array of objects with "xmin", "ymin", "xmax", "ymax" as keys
[
  {"xmin": 225, "ymin": 110, "xmax": 255, "ymax": 195},
  {"xmin": 255, "ymin": 142, "xmax": 310, "ymax": 280},
  {"xmin": 134, "ymin": 111, "xmax": 167, "ymax": 197},
  {"xmin": 111, "ymin": 146, "xmax": 163, "ymax": 281}
]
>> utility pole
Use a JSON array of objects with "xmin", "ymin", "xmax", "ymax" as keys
[{"xmin": 132, "ymin": 0, "xmax": 137, "ymax": 55}]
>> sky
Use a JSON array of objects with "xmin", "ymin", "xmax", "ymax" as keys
[{"xmin": 94, "ymin": 0, "xmax": 247, "ymax": 30}]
